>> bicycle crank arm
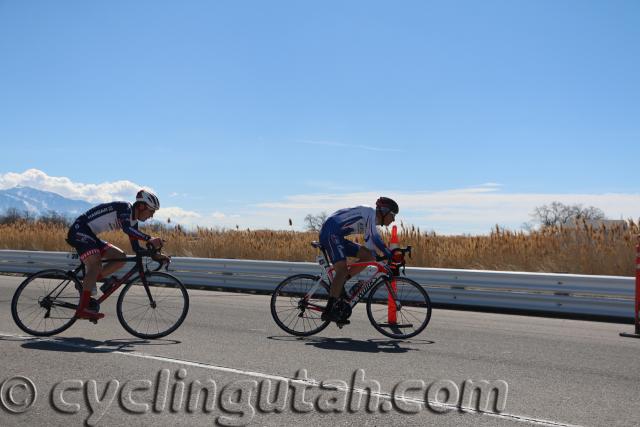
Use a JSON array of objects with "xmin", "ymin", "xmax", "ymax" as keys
[{"xmin": 52, "ymin": 301, "xmax": 79, "ymax": 310}]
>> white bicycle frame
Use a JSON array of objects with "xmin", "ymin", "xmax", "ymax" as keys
[{"xmin": 305, "ymin": 252, "xmax": 394, "ymax": 309}]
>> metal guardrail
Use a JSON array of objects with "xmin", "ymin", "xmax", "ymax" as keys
[{"xmin": 0, "ymin": 250, "xmax": 634, "ymax": 320}]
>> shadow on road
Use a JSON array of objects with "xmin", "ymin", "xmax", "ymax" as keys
[
  {"xmin": 11, "ymin": 336, "xmax": 181, "ymax": 353},
  {"xmin": 267, "ymin": 335, "xmax": 434, "ymax": 353}
]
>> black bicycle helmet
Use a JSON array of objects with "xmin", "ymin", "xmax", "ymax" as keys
[{"xmin": 375, "ymin": 197, "xmax": 399, "ymax": 215}]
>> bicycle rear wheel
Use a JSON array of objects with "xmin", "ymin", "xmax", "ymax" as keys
[
  {"xmin": 366, "ymin": 276, "xmax": 432, "ymax": 339},
  {"xmin": 11, "ymin": 269, "xmax": 80, "ymax": 336},
  {"xmin": 116, "ymin": 272, "xmax": 189, "ymax": 339},
  {"xmin": 270, "ymin": 274, "xmax": 331, "ymax": 336}
]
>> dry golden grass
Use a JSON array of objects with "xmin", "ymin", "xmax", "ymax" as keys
[{"xmin": 0, "ymin": 220, "xmax": 637, "ymax": 276}]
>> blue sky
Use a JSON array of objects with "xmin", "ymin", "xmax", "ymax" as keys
[{"xmin": 1, "ymin": 0, "xmax": 639, "ymax": 234}]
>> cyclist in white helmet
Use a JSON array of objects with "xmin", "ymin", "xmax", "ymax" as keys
[
  {"xmin": 319, "ymin": 197, "xmax": 399, "ymax": 323},
  {"xmin": 66, "ymin": 189, "xmax": 165, "ymax": 321}
]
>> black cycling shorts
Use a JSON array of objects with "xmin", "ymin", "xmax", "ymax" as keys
[{"xmin": 67, "ymin": 221, "xmax": 111, "ymax": 261}]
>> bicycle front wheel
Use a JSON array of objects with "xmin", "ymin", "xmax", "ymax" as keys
[
  {"xmin": 270, "ymin": 274, "xmax": 331, "ymax": 336},
  {"xmin": 11, "ymin": 269, "xmax": 80, "ymax": 336},
  {"xmin": 116, "ymin": 272, "xmax": 189, "ymax": 339},
  {"xmin": 366, "ymin": 276, "xmax": 432, "ymax": 339}
]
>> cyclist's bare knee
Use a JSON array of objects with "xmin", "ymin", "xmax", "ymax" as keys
[
  {"xmin": 356, "ymin": 247, "xmax": 375, "ymax": 261},
  {"xmin": 103, "ymin": 245, "xmax": 125, "ymax": 259},
  {"xmin": 348, "ymin": 248, "xmax": 374, "ymax": 277},
  {"xmin": 103, "ymin": 246, "xmax": 126, "ymax": 272}
]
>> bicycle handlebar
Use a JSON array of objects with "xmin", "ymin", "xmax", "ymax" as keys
[
  {"xmin": 136, "ymin": 242, "xmax": 171, "ymax": 271},
  {"xmin": 375, "ymin": 246, "xmax": 412, "ymax": 263},
  {"xmin": 377, "ymin": 246, "xmax": 412, "ymax": 276}
]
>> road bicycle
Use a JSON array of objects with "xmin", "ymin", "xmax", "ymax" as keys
[
  {"xmin": 270, "ymin": 241, "xmax": 432, "ymax": 339},
  {"xmin": 11, "ymin": 245, "xmax": 189, "ymax": 339}
]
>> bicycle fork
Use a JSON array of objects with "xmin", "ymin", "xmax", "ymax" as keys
[
  {"xmin": 139, "ymin": 275, "xmax": 157, "ymax": 309},
  {"xmin": 384, "ymin": 279, "xmax": 402, "ymax": 311}
]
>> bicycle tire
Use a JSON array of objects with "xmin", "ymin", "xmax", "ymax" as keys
[
  {"xmin": 11, "ymin": 269, "xmax": 80, "ymax": 336},
  {"xmin": 116, "ymin": 272, "xmax": 189, "ymax": 339},
  {"xmin": 270, "ymin": 274, "xmax": 331, "ymax": 336},
  {"xmin": 366, "ymin": 276, "xmax": 432, "ymax": 339}
]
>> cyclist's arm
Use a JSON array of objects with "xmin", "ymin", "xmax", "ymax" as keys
[
  {"xmin": 118, "ymin": 210, "xmax": 152, "ymax": 242},
  {"xmin": 122, "ymin": 222, "xmax": 151, "ymax": 241},
  {"xmin": 365, "ymin": 210, "xmax": 392, "ymax": 259},
  {"xmin": 129, "ymin": 236, "xmax": 144, "ymax": 253}
]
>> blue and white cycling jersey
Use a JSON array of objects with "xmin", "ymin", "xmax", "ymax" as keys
[
  {"xmin": 76, "ymin": 202, "xmax": 151, "ymax": 242},
  {"xmin": 321, "ymin": 206, "xmax": 391, "ymax": 258}
]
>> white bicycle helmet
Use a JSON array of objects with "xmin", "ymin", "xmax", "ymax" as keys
[{"xmin": 136, "ymin": 190, "xmax": 160, "ymax": 210}]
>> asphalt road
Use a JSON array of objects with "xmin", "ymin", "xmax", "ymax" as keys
[{"xmin": 1, "ymin": 274, "xmax": 639, "ymax": 426}]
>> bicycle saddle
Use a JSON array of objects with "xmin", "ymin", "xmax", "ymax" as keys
[{"xmin": 310, "ymin": 241, "xmax": 324, "ymax": 250}]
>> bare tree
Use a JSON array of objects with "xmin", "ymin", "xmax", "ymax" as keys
[
  {"xmin": 303, "ymin": 212, "xmax": 328, "ymax": 232},
  {"xmin": 530, "ymin": 201, "xmax": 605, "ymax": 228},
  {"xmin": 40, "ymin": 210, "xmax": 71, "ymax": 227},
  {"xmin": 0, "ymin": 208, "xmax": 32, "ymax": 225}
]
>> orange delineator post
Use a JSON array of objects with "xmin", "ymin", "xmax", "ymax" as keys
[
  {"xmin": 388, "ymin": 225, "xmax": 399, "ymax": 324},
  {"xmin": 620, "ymin": 239, "xmax": 640, "ymax": 338},
  {"xmin": 635, "ymin": 242, "xmax": 640, "ymax": 334}
]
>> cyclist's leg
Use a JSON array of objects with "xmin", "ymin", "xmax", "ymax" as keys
[
  {"xmin": 329, "ymin": 242, "xmax": 365, "ymax": 324},
  {"xmin": 319, "ymin": 225, "xmax": 349, "ymax": 321},
  {"xmin": 99, "ymin": 244, "xmax": 126, "ymax": 279},
  {"xmin": 82, "ymin": 253, "xmax": 101, "ymax": 292},
  {"xmin": 319, "ymin": 224, "xmax": 350, "ymax": 298},
  {"xmin": 330, "ymin": 260, "xmax": 349, "ymax": 299},
  {"xmin": 320, "ymin": 259, "xmax": 348, "ymax": 322},
  {"xmin": 67, "ymin": 224, "xmax": 103, "ymax": 294},
  {"xmin": 320, "ymin": 233, "xmax": 359, "ymax": 323},
  {"xmin": 67, "ymin": 223, "xmax": 106, "ymax": 319},
  {"xmin": 76, "ymin": 253, "xmax": 105, "ymax": 319},
  {"xmin": 345, "ymin": 244, "xmax": 374, "ymax": 277}
]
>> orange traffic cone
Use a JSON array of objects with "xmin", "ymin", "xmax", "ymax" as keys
[{"xmin": 388, "ymin": 225, "xmax": 399, "ymax": 324}]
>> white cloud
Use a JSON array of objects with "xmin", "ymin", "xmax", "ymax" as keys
[
  {"xmin": 3, "ymin": 170, "xmax": 638, "ymax": 235},
  {"xmin": 252, "ymin": 185, "xmax": 640, "ymax": 234},
  {"xmin": 153, "ymin": 207, "xmax": 202, "ymax": 223},
  {"xmin": 0, "ymin": 169, "xmax": 148, "ymax": 203},
  {"xmin": 153, "ymin": 208, "xmax": 244, "ymax": 229}
]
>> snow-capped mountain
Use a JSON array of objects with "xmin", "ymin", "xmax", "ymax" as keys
[{"xmin": 0, "ymin": 186, "xmax": 92, "ymax": 217}]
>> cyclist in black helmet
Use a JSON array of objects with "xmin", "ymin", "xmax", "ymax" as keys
[
  {"xmin": 66, "ymin": 189, "xmax": 165, "ymax": 321},
  {"xmin": 319, "ymin": 197, "xmax": 399, "ymax": 323}
]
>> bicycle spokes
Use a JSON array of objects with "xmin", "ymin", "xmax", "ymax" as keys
[
  {"xmin": 366, "ymin": 277, "xmax": 432, "ymax": 339},
  {"xmin": 270, "ymin": 274, "xmax": 331, "ymax": 337},
  {"xmin": 11, "ymin": 269, "xmax": 81, "ymax": 336},
  {"xmin": 117, "ymin": 272, "xmax": 189, "ymax": 339}
]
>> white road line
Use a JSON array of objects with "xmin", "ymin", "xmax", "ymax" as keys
[{"xmin": 1, "ymin": 331, "xmax": 583, "ymax": 427}]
